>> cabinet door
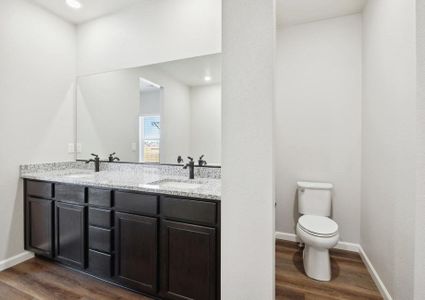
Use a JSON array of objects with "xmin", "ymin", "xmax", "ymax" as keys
[
  {"xmin": 55, "ymin": 202, "xmax": 87, "ymax": 269},
  {"xmin": 114, "ymin": 212, "xmax": 158, "ymax": 294},
  {"xmin": 160, "ymin": 220, "xmax": 217, "ymax": 300},
  {"xmin": 25, "ymin": 197, "xmax": 53, "ymax": 257}
]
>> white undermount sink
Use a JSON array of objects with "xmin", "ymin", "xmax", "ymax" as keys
[{"xmin": 148, "ymin": 179, "xmax": 202, "ymax": 189}]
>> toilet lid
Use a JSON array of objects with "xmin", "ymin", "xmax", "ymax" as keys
[{"xmin": 298, "ymin": 215, "xmax": 338, "ymax": 237}]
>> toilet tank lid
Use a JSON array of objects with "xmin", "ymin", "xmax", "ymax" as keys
[{"xmin": 297, "ymin": 181, "xmax": 333, "ymax": 190}]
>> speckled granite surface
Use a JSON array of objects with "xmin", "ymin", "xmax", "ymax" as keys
[
  {"xmin": 20, "ymin": 162, "xmax": 221, "ymax": 200},
  {"xmin": 20, "ymin": 161, "xmax": 221, "ymax": 179}
]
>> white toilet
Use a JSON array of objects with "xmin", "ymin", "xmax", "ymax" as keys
[{"xmin": 296, "ymin": 181, "xmax": 339, "ymax": 281}]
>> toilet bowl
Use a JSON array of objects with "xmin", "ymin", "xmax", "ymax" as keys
[{"xmin": 296, "ymin": 215, "xmax": 339, "ymax": 281}]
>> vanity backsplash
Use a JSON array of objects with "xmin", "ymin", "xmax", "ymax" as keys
[{"xmin": 20, "ymin": 161, "xmax": 221, "ymax": 179}]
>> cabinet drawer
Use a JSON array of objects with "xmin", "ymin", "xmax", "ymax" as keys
[
  {"xmin": 115, "ymin": 191, "xmax": 158, "ymax": 216},
  {"xmin": 161, "ymin": 197, "xmax": 217, "ymax": 226},
  {"xmin": 26, "ymin": 181, "xmax": 52, "ymax": 199},
  {"xmin": 55, "ymin": 184, "xmax": 86, "ymax": 204},
  {"xmin": 88, "ymin": 250, "xmax": 113, "ymax": 278},
  {"xmin": 89, "ymin": 208, "xmax": 112, "ymax": 228},
  {"xmin": 89, "ymin": 226, "xmax": 113, "ymax": 253},
  {"xmin": 88, "ymin": 188, "xmax": 112, "ymax": 207}
]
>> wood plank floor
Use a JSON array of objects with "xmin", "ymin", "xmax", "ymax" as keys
[
  {"xmin": 0, "ymin": 241, "xmax": 382, "ymax": 300},
  {"xmin": 276, "ymin": 240, "xmax": 383, "ymax": 300},
  {"xmin": 0, "ymin": 257, "xmax": 152, "ymax": 300}
]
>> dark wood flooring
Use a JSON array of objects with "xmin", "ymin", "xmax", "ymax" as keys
[
  {"xmin": 0, "ymin": 241, "xmax": 382, "ymax": 300},
  {"xmin": 276, "ymin": 240, "xmax": 383, "ymax": 300},
  {"xmin": 0, "ymin": 257, "xmax": 152, "ymax": 300}
]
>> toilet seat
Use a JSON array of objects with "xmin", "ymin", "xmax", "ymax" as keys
[{"xmin": 298, "ymin": 215, "xmax": 338, "ymax": 237}]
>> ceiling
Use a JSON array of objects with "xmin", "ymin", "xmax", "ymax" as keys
[
  {"xmin": 30, "ymin": 0, "xmax": 145, "ymax": 24},
  {"xmin": 276, "ymin": 0, "xmax": 367, "ymax": 27},
  {"xmin": 157, "ymin": 54, "xmax": 222, "ymax": 87},
  {"xmin": 31, "ymin": 0, "xmax": 367, "ymax": 26}
]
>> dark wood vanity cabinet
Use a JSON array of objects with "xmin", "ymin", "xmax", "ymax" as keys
[
  {"xmin": 55, "ymin": 202, "xmax": 87, "ymax": 269},
  {"xmin": 160, "ymin": 220, "xmax": 217, "ymax": 300},
  {"xmin": 114, "ymin": 212, "xmax": 158, "ymax": 294},
  {"xmin": 24, "ymin": 179, "xmax": 220, "ymax": 300},
  {"xmin": 25, "ymin": 197, "xmax": 54, "ymax": 257}
]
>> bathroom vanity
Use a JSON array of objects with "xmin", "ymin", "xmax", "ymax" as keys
[
  {"xmin": 21, "ymin": 51, "xmax": 223, "ymax": 300},
  {"xmin": 22, "ymin": 164, "xmax": 221, "ymax": 300}
]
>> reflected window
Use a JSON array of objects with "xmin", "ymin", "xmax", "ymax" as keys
[{"xmin": 139, "ymin": 116, "xmax": 160, "ymax": 163}]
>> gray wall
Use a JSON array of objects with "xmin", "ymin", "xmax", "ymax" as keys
[
  {"xmin": 415, "ymin": 0, "xmax": 425, "ymax": 298},
  {"xmin": 0, "ymin": 0, "xmax": 76, "ymax": 262},
  {"xmin": 362, "ymin": 0, "xmax": 416, "ymax": 298},
  {"xmin": 221, "ymin": 0, "xmax": 275, "ymax": 298},
  {"xmin": 275, "ymin": 14, "xmax": 362, "ymax": 244}
]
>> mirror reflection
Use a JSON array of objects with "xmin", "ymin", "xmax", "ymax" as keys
[{"xmin": 76, "ymin": 54, "xmax": 221, "ymax": 166}]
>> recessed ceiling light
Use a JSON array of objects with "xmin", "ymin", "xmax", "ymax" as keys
[
  {"xmin": 66, "ymin": 0, "xmax": 82, "ymax": 9},
  {"xmin": 204, "ymin": 75, "xmax": 212, "ymax": 82}
]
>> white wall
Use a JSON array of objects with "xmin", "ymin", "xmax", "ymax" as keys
[
  {"xmin": 222, "ymin": 0, "xmax": 275, "ymax": 298},
  {"xmin": 77, "ymin": 0, "xmax": 221, "ymax": 75},
  {"xmin": 0, "ymin": 0, "xmax": 76, "ymax": 261},
  {"xmin": 190, "ymin": 84, "xmax": 221, "ymax": 165},
  {"xmin": 275, "ymin": 15, "xmax": 362, "ymax": 243},
  {"xmin": 362, "ymin": 0, "xmax": 417, "ymax": 298},
  {"xmin": 415, "ymin": 1, "xmax": 425, "ymax": 298}
]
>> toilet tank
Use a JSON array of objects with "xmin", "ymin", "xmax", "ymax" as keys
[{"xmin": 297, "ymin": 181, "xmax": 333, "ymax": 216}]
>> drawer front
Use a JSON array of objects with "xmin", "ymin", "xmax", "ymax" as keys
[
  {"xmin": 88, "ymin": 188, "xmax": 112, "ymax": 208},
  {"xmin": 88, "ymin": 250, "xmax": 113, "ymax": 278},
  {"xmin": 55, "ymin": 184, "xmax": 86, "ymax": 204},
  {"xmin": 89, "ymin": 208, "xmax": 112, "ymax": 228},
  {"xmin": 89, "ymin": 226, "xmax": 113, "ymax": 253},
  {"xmin": 115, "ymin": 191, "xmax": 158, "ymax": 216},
  {"xmin": 26, "ymin": 181, "xmax": 52, "ymax": 199},
  {"xmin": 161, "ymin": 197, "xmax": 217, "ymax": 226}
]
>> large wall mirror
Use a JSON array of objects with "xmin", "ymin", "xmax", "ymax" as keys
[{"xmin": 76, "ymin": 54, "xmax": 221, "ymax": 166}]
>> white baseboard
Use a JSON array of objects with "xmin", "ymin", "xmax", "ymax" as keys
[
  {"xmin": 275, "ymin": 231, "xmax": 391, "ymax": 300},
  {"xmin": 0, "ymin": 251, "xmax": 34, "ymax": 272},
  {"xmin": 275, "ymin": 231, "xmax": 299, "ymax": 243},
  {"xmin": 358, "ymin": 246, "xmax": 392, "ymax": 300},
  {"xmin": 275, "ymin": 231, "xmax": 359, "ymax": 252}
]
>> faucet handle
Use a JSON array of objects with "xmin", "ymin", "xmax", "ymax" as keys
[
  {"xmin": 198, "ymin": 154, "xmax": 207, "ymax": 166},
  {"xmin": 108, "ymin": 152, "xmax": 120, "ymax": 162},
  {"xmin": 187, "ymin": 156, "xmax": 194, "ymax": 162},
  {"xmin": 86, "ymin": 153, "xmax": 98, "ymax": 163}
]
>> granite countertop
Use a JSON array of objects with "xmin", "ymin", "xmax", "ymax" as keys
[{"xmin": 21, "ymin": 167, "xmax": 221, "ymax": 201}]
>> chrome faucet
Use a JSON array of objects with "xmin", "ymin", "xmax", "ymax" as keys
[
  {"xmin": 86, "ymin": 153, "xmax": 100, "ymax": 172},
  {"xmin": 183, "ymin": 157, "xmax": 195, "ymax": 179}
]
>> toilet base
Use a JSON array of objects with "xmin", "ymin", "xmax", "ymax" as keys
[{"xmin": 303, "ymin": 245, "xmax": 331, "ymax": 281}]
